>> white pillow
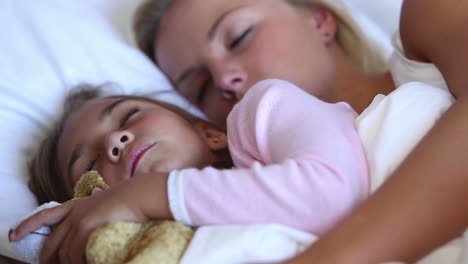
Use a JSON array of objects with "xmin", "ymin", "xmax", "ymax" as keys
[
  {"xmin": 0, "ymin": 0, "xmax": 400, "ymax": 261},
  {"xmin": 345, "ymin": 0, "xmax": 403, "ymax": 36}
]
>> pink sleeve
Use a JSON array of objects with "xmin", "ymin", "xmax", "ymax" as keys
[{"xmin": 170, "ymin": 79, "xmax": 369, "ymax": 234}]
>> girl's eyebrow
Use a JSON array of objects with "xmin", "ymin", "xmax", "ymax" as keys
[{"xmin": 100, "ymin": 98, "xmax": 131, "ymax": 121}]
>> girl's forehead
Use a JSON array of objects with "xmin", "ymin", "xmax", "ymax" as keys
[{"xmin": 70, "ymin": 96, "xmax": 141, "ymax": 124}]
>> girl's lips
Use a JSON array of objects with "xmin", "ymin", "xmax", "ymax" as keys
[{"xmin": 127, "ymin": 142, "xmax": 156, "ymax": 177}]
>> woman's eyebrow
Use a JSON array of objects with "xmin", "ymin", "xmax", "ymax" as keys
[
  {"xmin": 175, "ymin": 6, "xmax": 246, "ymax": 88},
  {"xmin": 207, "ymin": 5, "xmax": 246, "ymax": 41},
  {"xmin": 176, "ymin": 67, "xmax": 197, "ymax": 88}
]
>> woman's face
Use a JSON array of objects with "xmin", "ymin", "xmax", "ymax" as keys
[
  {"xmin": 57, "ymin": 96, "xmax": 221, "ymax": 197},
  {"xmin": 156, "ymin": 0, "xmax": 337, "ymax": 127}
]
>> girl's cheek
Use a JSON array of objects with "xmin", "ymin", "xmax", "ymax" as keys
[{"xmin": 94, "ymin": 165, "xmax": 117, "ymax": 186}]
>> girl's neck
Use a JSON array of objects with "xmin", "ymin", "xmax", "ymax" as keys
[{"xmin": 329, "ymin": 43, "xmax": 395, "ymax": 113}]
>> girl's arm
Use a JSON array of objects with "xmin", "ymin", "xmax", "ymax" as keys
[
  {"xmin": 169, "ymin": 79, "xmax": 368, "ymax": 234},
  {"xmin": 10, "ymin": 172, "xmax": 171, "ymax": 264},
  {"xmin": 284, "ymin": 0, "xmax": 468, "ymax": 262}
]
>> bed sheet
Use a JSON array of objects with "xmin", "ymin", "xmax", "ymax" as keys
[{"xmin": 0, "ymin": 0, "xmax": 402, "ymax": 262}]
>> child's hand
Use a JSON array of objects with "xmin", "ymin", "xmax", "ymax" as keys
[{"xmin": 10, "ymin": 172, "xmax": 171, "ymax": 264}]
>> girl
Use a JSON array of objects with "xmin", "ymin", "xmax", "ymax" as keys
[
  {"xmin": 11, "ymin": 79, "xmax": 368, "ymax": 263},
  {"xmin": 133, "ymin": 0, "xmax": 468, "ymax": 263}
]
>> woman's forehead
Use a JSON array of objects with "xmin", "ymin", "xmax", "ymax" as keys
[
  {"xmin": 158, "ymin": 0, "xmax": 240, "ymax": 43},
  {"xmin": 155, "ymin": 0, "xmax": 281, "ymax": 75},
  {"xmin": 171, "ymin": 0, "xmax": 254, "ymax": 14},
  {"xmin": 158, "ymin": 0, "xmax": 287, "ymax": 44},
  {"xmin": 160, "ymin": 0, "xmax": 275, "ymax": 33}
]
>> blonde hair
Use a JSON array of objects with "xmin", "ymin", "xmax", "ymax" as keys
[{"xmin": 133, "ymin": 0, "xmax": 387, "ymax": 73}]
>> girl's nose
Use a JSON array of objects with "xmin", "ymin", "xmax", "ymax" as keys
[{"xmin": 106, "ymin": 130, "xmax": 135, "ymax": 163}]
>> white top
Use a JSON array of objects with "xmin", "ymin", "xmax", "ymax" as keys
[
  {"xmin": 358, "ymin": 32, "xmax": 454, "ymax": 192},
  {"xmin": 389, "ymin": 33, "xmax": 448, "ymax": 91}
]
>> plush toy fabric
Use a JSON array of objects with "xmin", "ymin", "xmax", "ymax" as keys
[{"xmin": 74, "ymin": 171, "xmax": 194, "ymax": 264}]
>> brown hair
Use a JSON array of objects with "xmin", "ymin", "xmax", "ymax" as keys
[
  {"xmin": 28, "ymin": 84, "xmax": 232, "ymax": 204},
  {"xmin": 133, "ymin": 0, "xmax": 387, "ymax": 73}
]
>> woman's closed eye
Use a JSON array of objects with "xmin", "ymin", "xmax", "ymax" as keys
[
  {"xmin": 120, "ymin": 106, "xmax": 140, "ymax": 128},
  {"xmin": 197, "ymin": 78, "xmax": 211, "ymax": 104},
  {"xmin": 229, "ymin": 26, "xmax": 253, "ymax": 50}
]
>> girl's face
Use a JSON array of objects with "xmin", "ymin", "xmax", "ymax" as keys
[
  {"xmin": 156, "ymin": 0, "xmax": 337, "ymax": 127},
  {"xmin": 57, "ymin": 96, "xmax": 225, "ymax": 196}
]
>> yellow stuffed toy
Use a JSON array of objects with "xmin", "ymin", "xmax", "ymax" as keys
[{"xmin": 73, "ymin": 171, "xmax": 194, "ymax": 264}]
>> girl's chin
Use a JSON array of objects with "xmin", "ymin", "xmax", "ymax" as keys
[{"xmin": 134, "ymin": 160, "xmax": 191, "ymax": 176}]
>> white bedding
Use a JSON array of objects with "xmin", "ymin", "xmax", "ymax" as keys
[{"xmin": 0, "ymin": 0, "xmax": 402, "ymax": 262}]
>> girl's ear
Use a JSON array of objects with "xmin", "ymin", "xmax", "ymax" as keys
[
  {"xmin": 299, "ymin": 5, "xmax": 337, "ymax": 44},
  {"xmin": 193, "ymin": 121, "xmax": 228, "ymax": 151}
]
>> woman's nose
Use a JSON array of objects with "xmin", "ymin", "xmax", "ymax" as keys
[
  {"xmin": 217, "ymin": 69, "xmax": 248, "ymax": 101},
  {"xmin": 106, "ymin": 130, "xmax": 135, "ymax": 163}
]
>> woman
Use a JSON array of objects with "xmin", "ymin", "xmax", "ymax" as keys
[
  {"xmin": 135, "ymin": 0, "xmax": 392, "ymax": 128},
  {"xmin": 133, "ymin": 0, "xmax": 468, "ymax": 263}
]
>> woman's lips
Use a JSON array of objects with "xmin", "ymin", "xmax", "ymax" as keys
[{"xmin": 127, "ymin": 142, "xmax": 156, "ymax": 177}]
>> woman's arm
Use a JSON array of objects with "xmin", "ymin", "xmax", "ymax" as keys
[
  {"xmin": 286, "ymin": 100, "xmax": 468, "ymax": 264},
  {"xmin": 284, "ymin": 0, "xmax": 468, "ymax": 263}
]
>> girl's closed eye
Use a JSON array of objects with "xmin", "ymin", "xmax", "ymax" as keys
[
  {"xmin": 120, "ymin": 106, "xmax": 140, "ymax": 128},
  {"xmin": 86, "ymin": 156, "xmax": 99, "ymax": 171}
]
